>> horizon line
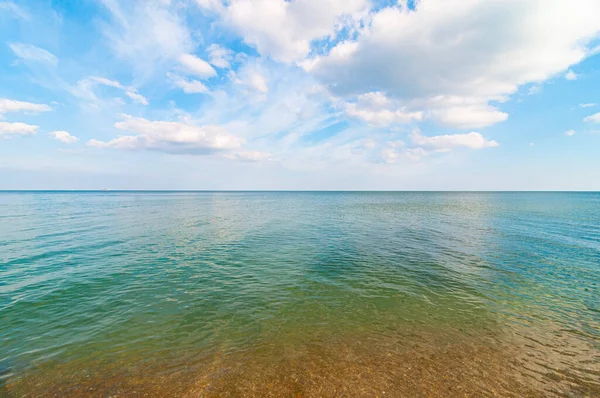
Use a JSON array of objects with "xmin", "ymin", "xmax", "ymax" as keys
[{"xmin": 1, "ymin": 190, "xmax": 599, "ymax": 193}]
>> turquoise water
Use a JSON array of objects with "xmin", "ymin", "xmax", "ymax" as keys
[{"xmin": 1, "ymin": 192, "xmax": 598, "ymax": 396}]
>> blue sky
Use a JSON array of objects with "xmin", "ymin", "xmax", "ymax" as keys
[{"xmin": 1, "ymin": 0, "xmax": 599, "ymax": 190}]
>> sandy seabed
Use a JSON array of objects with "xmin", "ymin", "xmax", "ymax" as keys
[{"xmin": 4, "ymin": 325, "xmax": 598, "ymax": 397}]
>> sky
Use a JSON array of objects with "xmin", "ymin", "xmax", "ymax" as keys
[{"xmin": 1, "ymin": 0, "xmax": 600, "ymax": 190}]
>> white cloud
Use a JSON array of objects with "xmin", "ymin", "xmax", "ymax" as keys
[
  {"xmin": 565, "ymin": 129, "xmax": 576, "ymax": 136},
  {"xmin": 224, "ymin": 150, "xmax": 275, "ymax": 162},
  {"xmin": 0, "ymin": 98, "xmax": 51, "ymax": 114},
  {"xmin": 529, "ymin": 142, "xmax": 535, "ymax": 147},
  {"xmin": 0, "ymin": 2, "xmax": 29, "ymax": 19},
  {"xmin": 307, "ymin": 0, "xmax": 600, "ymax": 128},
  {"xmin": 71, "ymin": 79, "xmax": 100, "ymax": 102},
  {"xmin": 179, "ymin": 53, "xmax": 217, "ymax": 79},
  {"xmin": 411, "ymin": 130, "xmax": 499, "ymax": 151},
  {"xmin": 125, "ymin": 90, "xmax": 149, "ymax": 105},
  {"xmin": 583, "ymin": 112, "xmax": 600, "ymax": 123},
  {"xmin": 75, "ymin": 76, "xmax": 148, "ymax": 105},
  {"xmin": 341, "ymin": 92, "xmax": 503, "ymax": 129},
  {"xmin": 342, "ymin": 92, "xmax": 422, "ymax": 126},
  {"xmin": 195, "ymin": 0, "xmax": 223, "ymax": 12},
  {"xmin": 8, "ymin": 43, "xmax": 58, "ymax": 66},
  {"xmin": 167, "ymin": 73, "xmax": 209, "ymax": 94},
  {"xmin": 362, "ymin": 139, "xmax": 376, "ymax": 149},
  {"xmin": 49, "ymin": 130, "xmax": 78, "ymax": 143},
  {"xmin": 403, "ymin": 147, "xmax": 429, "ymax": 162},
  {"xmin": 429, "ymin": 105, "xmax": 508, "ymax": 129},
  {"xmin": 89, "ymin": 76, "xmax": 124, "ymax": 89},
  {"xmin": 248, "ymin": 72, "xmax": 268, "ymax": 93},
  {"xmin": 0, "ymin": 121, "xmax": 38, "ymax": 137},
  {"xmin": 208, "ymin": 44, "xmax": 233, "ymax": 68},
  {"xmin": 380, "ymin": 144, "xmax": 428, "ymax": 164},
  {"xmin": 565, "ymin": 70, "xmax": 578, "ymax": 80},
  {"xmin": 222, "ymin": 0, "xmax": 369, "ymax": 62},
  {"xmin": 99, "ymin": 0, "xmax": 192, "ymax": 76},
  {"xmin": 88, "ymin": 115, "xmax": 244, "ymax": 155},
  {"xmin": 356, "ymin": 92, "xmax": 391, "ymax": 108},
  {"xmin": 579, "ymin": 103, "xmax": 597, "ymax": 108},
  {"xmin": 345, "ymin": 103, "xmax": 422, "ymax": 125},
  {"xmin": 233, "ymin": 65, "xmax": 269, "ymax": 93},
  {"xmin": 200, "ymin": 66, "xmax": 338, "ymax": 152},
  {"xmin": 380, "ymin": 146, "xmax": 402, "ymax": 164}
]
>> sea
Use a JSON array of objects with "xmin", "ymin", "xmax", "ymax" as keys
[{"xmin": 0, "ymin": 191, "xmax": 598, "ymax": 397}]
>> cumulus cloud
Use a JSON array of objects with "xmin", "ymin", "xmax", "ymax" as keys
[
  {"xmin": 411, "ymin": 130, "xmax": 499, "ymax": 151},
  {"xmin": 0, "ymin": 98, "xmax": 51, "ymax": 114},
  {"xmin": 0, "ymin": 121, "xmax": 38, "ymax": 137},
  {"xmin": 179, "ymin": 53, "xmax": 217, "ymax": 79},
  {"xmin": 88, "ymin": 115, "xmax": 244, "ymax": 155},
  {"xmin": 8, "ymin": 43, "xmax": 58, "ymax": 66},
  {"xmin": 341, "ymin": 92, "xmax": 504, "ymax": 128},
  {"xmin": 579, "ymin": 103, "xmax": 596, "ymax": 108},
  {"xmin": 429, "ymin": 105, "xmax": 508, "ymax": 129},
  {"xmin": 345, "ymin": 103, "xmax": 422, "ymax": 125},
  {"xmin": 565, "ymin": 70, "xmax": 578, "ymax": 80},
  {"xmin": 49, "ymin": 130, "xmax": 78, "ymax": 143},
  {"xmin": 583, "ymin": 112, "xmax": 600, "ymax": 123},
  {"xmin": 306, "ymin": 0, "xmax": 600, "ymax": 128},
  {"xmin": 343, "ymin": 92, "xmax": 423, "ymax": 125},
  {"xmin": 222, "ymin": 0, "xmax": 368, "ymax": 62}
]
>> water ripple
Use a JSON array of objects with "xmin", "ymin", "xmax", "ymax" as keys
[{"xmin": 1, "ymin": 192, "xmax": 598, "ymax": 396}]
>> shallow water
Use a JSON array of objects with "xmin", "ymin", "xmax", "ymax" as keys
[{"xmin": 1, "ymin": 192, "xmax": 598, "ymax": 397}]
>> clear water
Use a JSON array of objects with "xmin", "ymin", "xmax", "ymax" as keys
[{"xmin": 1, "ymin": 192, "xmax": 598, "ymax": 396}]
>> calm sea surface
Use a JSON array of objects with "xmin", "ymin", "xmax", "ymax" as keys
[{"xmin": 0, "ymin": 192, "xmax": 598, "ymax": 397}]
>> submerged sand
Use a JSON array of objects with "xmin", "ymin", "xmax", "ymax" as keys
[{"xmin": 4, "ymin": 324, "xmax": 598, "ymax": 397}]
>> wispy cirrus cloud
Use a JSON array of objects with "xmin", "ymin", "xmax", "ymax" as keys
[
  {"xmin": 98, "ymin": 0, "xmax": 193, "ymax": 77},
  {"xmin": 208, "ymin": 44, "xmax": 234, "ymax": 69},
  {"xmin": 8, "ymin": 43, "xmax": 58, "ymax": 66},
  {"xmin": 73, "ymin": 76, "xmax": 148, "ymax": 105},
  {"xmin": 166, "ymin": 72, "xmax": 209, "ymax": 94},
  {"xmin": 0, "ymin": 1, "xmax": 29, "ymax": 19}
]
